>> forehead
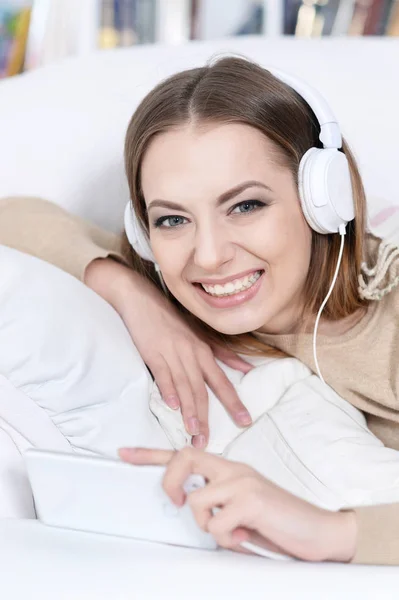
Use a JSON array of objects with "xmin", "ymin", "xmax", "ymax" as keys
[{"xmin": 140, "ymin": 123, "xmax": 282, "ymax": 204}]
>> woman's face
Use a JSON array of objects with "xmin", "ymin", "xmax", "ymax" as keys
[{"xmin": 141, "ymin": 123, "xmax": 312, "ymax": 335}]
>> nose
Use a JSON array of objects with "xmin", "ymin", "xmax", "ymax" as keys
[{"xmin": 193, "ymin": 222, "xmax": 234, "ymax": 272}]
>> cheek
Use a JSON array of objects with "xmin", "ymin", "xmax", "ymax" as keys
[
  {"xmin": 150, "ymin": 236, "xmax": 190, "ymax": 289},
  {"xmin": 263, "ymin": 207, "xmax": 312, "ymax": 274}
]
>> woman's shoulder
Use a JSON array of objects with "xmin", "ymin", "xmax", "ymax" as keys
[{"xmin": 358, "ymin": 234, "xmax": 399, "ymax": 303}]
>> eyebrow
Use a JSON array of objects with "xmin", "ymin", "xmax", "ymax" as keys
[{"xmin": 147, "ymin": 180, "xmax": 273, "ymax": 212}]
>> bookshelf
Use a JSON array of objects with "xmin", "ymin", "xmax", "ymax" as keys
[{"xmin": 1, "ymin": 0, "xmax": 398, "ymax": 78}]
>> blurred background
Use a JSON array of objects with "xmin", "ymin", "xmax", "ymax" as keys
[{"xmin": 1, "ymin": 0, "xmax": 398, "ymax": 78}]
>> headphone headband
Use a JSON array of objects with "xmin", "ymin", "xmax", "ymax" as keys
[{"xmin": 269, "ymin": 68, "xmax": 342, "ymax": 149}]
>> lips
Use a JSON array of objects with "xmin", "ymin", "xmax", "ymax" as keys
[
  {"xmin": 200, "ymin": 270, "xmax": 262, "ymax": 297},
  {"xmin": 194, "ymin": 268, "xmax": 263, "ymax": 286},
  {"xmin": 193, "ymin": 270, "xmax": 265, "ymax": 309}
]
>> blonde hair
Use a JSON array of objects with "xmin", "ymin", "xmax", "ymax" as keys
[{"xmin": 123, "ymin": 56, "xmax": 370, "ymax": 356}]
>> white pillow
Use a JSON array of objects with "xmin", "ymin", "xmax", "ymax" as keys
[
  {"xmin": 0, "ymin": 244, "xmax": 174, "ymax": 518},
  {"xmin": 0, "ymin": 245, "xmax": 172, "ymax": 456},
  {"xmin": 0, "ymin": 37, "xmax": 397, "ymax": 231}
]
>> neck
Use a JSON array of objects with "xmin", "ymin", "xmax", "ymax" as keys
[
  {"xmin": 258, "ymin": 307, "xmax": 367, "ymax": 338},
  {"xmin": 257, "ymin": 305, "xmax": 304, "ymax": 336}
]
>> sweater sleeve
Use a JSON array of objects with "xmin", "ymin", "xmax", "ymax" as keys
[
  {"xmin": 351, "ymin": 503, "xmax": 399, "ymax": 565},
  {"xmin": 0, "ymin": 197, "xmax": 130, "ymax": 281}
]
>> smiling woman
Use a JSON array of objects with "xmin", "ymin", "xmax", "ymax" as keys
[{"xmin": 1, "ymin": 55, "xmax": 399, "ymax": 565}]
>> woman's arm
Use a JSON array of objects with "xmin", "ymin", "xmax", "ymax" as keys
[
  {"xmin": 352, "ymin": 504, "xmax": 399, "ymax": 565},
  {"xmin": 121, "ymin": 446, "xmax": 399, "ymax": 565},
  {"xmin": 0, "ymin": 196, "xmax": 128, "ymax": 280}
]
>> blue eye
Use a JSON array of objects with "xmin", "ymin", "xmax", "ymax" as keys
[
  {"xmin": 154, "ymin": 215, "xmax": 188, "ymax": 228},
  {"xmin": 231, "ymin": 200, "xmax": 265, "ymax": 214}
]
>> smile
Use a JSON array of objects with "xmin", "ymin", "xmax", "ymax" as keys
[
  {"xmin": 193, "ymin": 270, "xmax": 265, "ymax": 309},
  {"xmin": 200, "ymin": 270, "xmax": 262, "ymax": 297}
]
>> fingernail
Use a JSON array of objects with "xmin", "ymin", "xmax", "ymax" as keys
[
  {"xmin": 173, "ymin": 493, "xmax": 185, "ymax": 507},
  {"xmin": 187, "ymin": 417, "xmax": 200, "ymax": 435},
  {"xmin": 235, "ymin": 410, "xmax": 252, "ymax": 426},
  {"xmin": 166, "ymin": 395, "xmax": 180, "ymax": 410},
  {"xmin": 192, "ymin": 434, "xmax": 206, "ymax": 449}
]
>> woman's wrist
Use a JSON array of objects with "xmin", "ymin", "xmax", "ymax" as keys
[
  {"xmin": 84, "ymin": 258, "xmax": 147, "ymax": 316},
  {"xmin": 322, "ymin": 509, "xmax": 357, "ymax": 563}
]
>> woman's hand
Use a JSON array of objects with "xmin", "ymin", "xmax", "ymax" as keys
[
  {"xmin": 85, "ymin": 259, "xmax": 253, "ymax": 448},
  {"xmin": 119, "ymin": 447, "xmax": 358, "ymax": 563}
]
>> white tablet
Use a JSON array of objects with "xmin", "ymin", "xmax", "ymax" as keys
[{"xmin": 24, "ymin": 449, "xmax": 217, "ymax": 551}]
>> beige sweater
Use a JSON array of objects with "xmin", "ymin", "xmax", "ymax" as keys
[{"xmin": 0, "ymin": 196, "xmax": 399, "ymax": 565}]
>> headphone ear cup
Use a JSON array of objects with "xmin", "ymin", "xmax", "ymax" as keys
[
  {"xmin": 123, "ymin": 202, "xmax": 155, "ymax": 263},
  {"xmin": 298, "ymin": 147, "xmax": 355, "ymax": 234},
  {"xmin": 298, "ymin": 148, "xmax": 325, "ymax": 233}
]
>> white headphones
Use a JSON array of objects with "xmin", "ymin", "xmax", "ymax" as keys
[{"xmin": 124, "ymin": 67, "xmax": 355, "ymax": 264}]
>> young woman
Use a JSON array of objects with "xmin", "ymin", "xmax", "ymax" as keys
[{"xmin": 0, "ymin": 56, "xmax": 398, "ymax": 564}]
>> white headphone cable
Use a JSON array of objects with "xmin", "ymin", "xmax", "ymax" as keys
[
  {"xmin": 313, "ymin": 223, "xmax": 346, "ymax": 384},
  {"xmin": 240, "ymin": 540, "xmax": 293, "ymax": 560}
]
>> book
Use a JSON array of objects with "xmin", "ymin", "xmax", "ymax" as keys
[
  {"xmin": 135, "ymin": 0, "xmax": 156, "ymax": 44},
  {"xmin": 331, "ymin": 0, "xmax": 357, "ymax": 35},
  {"xmin": 154, "ymin": 0, "xmax": 190, "ymax": 43},
  {"xmin": 348, "ymin": 0, "xmax": 374, "ymax": 35},
  {"xmin": 284, "ymin": 0, "xmax": 302, "ymax": 34},
  {"xmin": 363, "ymin": 0, "xmax": 388, "ymax": 34},
  {"xmin": 98, "ymin": 0, "xmax": 119, "ymax": 48},
  {"xmin": 234, "ymin": 3, "xmax": 264, "ymax": 35},
  {"xmin": 0, "ymin": 4, "xmax": 32, "ymax": 78},
  {"xmin": 115, "ymin": 0, "xmax": 138, "ymax": 46},
  {"xmin": 386, "ymin": 0, "xmax": 399, "ymax": 33},
  {"xmin": 5, "ymin": 7, "xmax": 31, "ymax": 76},
  {"xmin": 295, "ymin": 1, "xmax": 325, "ymax": 37},
  {"xmin": 321, "ymin": 0, "xmax": 342, "ymax": 35},
  {"xmin": 374, "ymin": 0, "xmax": 395, "ymax": 34}
]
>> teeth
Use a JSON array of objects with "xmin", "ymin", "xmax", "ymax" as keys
[{"xmin": 201, "ymin": 271, "xmax": 262, "ymax": 297}]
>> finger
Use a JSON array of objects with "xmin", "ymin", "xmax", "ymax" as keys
[
  {"xmin": 230, "ymin": 527, "xmax": 252, "ymax": 549},
  {"xmin": 118, "ymin": 447, "xmax": 174, "ymax": 466},
  {"xmin": 201, "ymin": 358, "xmax": 252, "ymax": 428},
  {"xmin": 161, "ymin": 448, "xmax": 235, "ymax": 502},
  {"xmin": 150, "ymin": 357, "xmax": 180, "ymax": 410},
  {"xmin": 186, "ymin": 474, "xmax": 258, "ymax": 535},
  {"xmin": 185, "ymin": 363, "xmax": 209, "ymax": 449},
  {"xmin": 169, "ymin": 357, "xmax": 200, "ymax": 436},
  {"xmin": 207, "ymin": 502, "xmax": 251, "ymax": 549},
  {"xmin": 178, "ymin": 346, "xmax": 210, "ymax": 446},
  {"xmin": 188, "ymin": 478, "xmax": 292, "ymax": 556},
  {"xmin": 185, "ymin": 480, "xmax": 250, "ymax": 548},
  {"xmin": 212, "ymin": 346, "xmax": 253, "ymax": 374},
  {"xmin": 228, "ymin": 528, "xmax": 288, "ymax": 558},
  {"xmin": 118, "ymin": 446, "xmax": 231, "ymax": 480}
]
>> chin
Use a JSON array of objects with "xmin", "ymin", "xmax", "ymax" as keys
[{"xmin": 200, "ymin": 312, "xmax": 267, "ymax": 336}]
